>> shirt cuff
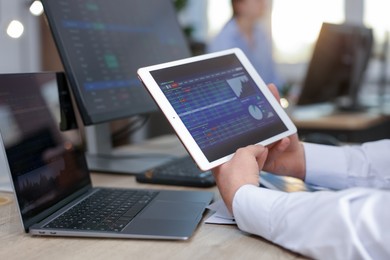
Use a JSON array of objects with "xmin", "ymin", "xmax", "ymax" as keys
[
  {"xmin": 303, "ymin": 142, "xmax": 349, "ymax": 190},
  {"xmin": 232, "ymin": 184, "xmax": 286, "ymax": 240}
]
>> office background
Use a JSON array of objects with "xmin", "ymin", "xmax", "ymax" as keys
[
  {"xmin": 0, "ymin": 0, "xmax": 389, "ymax": 143},
  {"xmin": 1, "ymin": 0, "xmax": 389, "ymax": 82},
  {"xmin": 0, "ymin": 2, "xmax": 389, "ymax": 258}
]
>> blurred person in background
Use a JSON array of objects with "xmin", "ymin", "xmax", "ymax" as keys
[{"xmin": 207, "ymin": 0, "xmax": 284, "ymax": 88}]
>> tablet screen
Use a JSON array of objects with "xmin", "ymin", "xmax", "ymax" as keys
[{"xmin": 149, "ymin": 53, "xmax": 288, "ymax": 162}]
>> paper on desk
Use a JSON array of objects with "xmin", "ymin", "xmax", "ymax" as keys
[
  {"xmin": 0, "ymin": 174, "xmax": 12, "ymax": 192},
  {"xmin": 205, "ymin": 199, "xmax": 236, "ymax": 225},
  {"xmin": 0, "ymin": 171, "xmax": 12, "ymax": 192}
]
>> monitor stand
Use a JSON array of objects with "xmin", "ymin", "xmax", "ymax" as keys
[
  {"xmin": 84, "ymin": 123, "xmax": 186, "ymax": 175},
  {"xmin": 334, "ymin": 96, "xmax": 367, "ymax": 112}
]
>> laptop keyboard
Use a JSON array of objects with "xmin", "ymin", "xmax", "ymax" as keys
[{"xmin": 44, "ymin": 189, "xmax": 158, "ymax": 232}]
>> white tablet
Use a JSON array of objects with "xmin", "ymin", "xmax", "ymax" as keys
[{"xmin": 137, "ymin": 48, "xmax": 297, "ymax": 171}]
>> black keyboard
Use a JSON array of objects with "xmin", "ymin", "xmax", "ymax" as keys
[
  {"xmin": 136, "ymin": 156, "xmax": 215, "ymax": 187},
  {"xmin": 45, "ymin": 189, "xmax": 158, "ymax": 232}
]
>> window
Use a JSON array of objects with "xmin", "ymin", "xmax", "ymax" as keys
[
  {"xmin": 272, "ymin": 0, "xmax": 344, "ymax": 63},
  {"xmin": 364, "ymin": 0, "xmax": 390, "ymax": 57},
  {"xmin": 207, "ymin": 0, "xmax": 232, "ymax": 39}
]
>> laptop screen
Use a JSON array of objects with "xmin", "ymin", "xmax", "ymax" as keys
[{"xmin": 0, "ymin": 72, "xmax": 91, "ymax": 229}]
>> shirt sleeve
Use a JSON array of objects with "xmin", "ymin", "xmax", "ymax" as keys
[
  {"xmin": 304, "ymin": 140, "xmax": 390, "ymax": 190},
  {"xmin": 233, "ymin": 185, "xmax": 390, "ymax": 260}
]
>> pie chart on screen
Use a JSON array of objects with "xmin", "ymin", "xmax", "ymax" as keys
[{"xmin": 248, "ymin": 105, "xmax": 263, "ymax": 120}]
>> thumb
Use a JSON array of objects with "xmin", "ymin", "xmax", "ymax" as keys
[{"xmin": 256, "ymin": 147, "xmax": 269, "ymax": 170}]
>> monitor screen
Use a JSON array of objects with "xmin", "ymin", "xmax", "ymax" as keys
[
  {"xmin": 296, "ymin": 22, "xmax": 373, "ymax": 110},
  {"xmin": 42, "ymin": 0, "xmax": 191, "ymax": 125}
]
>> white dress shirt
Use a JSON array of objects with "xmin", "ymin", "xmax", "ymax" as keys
[{"xmin": 232, "ymin": 140, "xmax": 390, "ymax": 260}]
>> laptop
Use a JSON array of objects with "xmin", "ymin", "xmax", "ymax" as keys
[{"xmin": 0, "ymin": 72, "xmax": 213, "ymax": 240}]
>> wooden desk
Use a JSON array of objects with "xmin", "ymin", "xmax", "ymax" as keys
[
  {"xmin": 0, "ymin": 173, "xmax": 306, "ymax": 260},
  {"xmin": 292, "ymin": 110, "xmax": 390, "ymax": 143}
]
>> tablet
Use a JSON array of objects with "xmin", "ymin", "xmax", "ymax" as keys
[{"xmin": 137, "ymin": 48, "xmax": 297, "ymax": 171}]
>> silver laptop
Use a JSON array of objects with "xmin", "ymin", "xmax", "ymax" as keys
[{"xmin": 0, "ymin": 72, "xmax": 213, "ymax": 240}]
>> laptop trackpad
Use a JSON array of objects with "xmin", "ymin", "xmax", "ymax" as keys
[
  {"xmin": 139, "ymin": 200, "xmax": 205, "ymax": 220},
  {"xmin": 124, "ymin": 200, "xmax": 206, "ymax": 238}
]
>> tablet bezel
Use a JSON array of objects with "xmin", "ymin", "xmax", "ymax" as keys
[{"xmin": 138, "ymin": 48, "xmax": 297, "ymax": 171}]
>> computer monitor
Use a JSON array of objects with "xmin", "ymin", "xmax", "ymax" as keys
[
  {"xmin": 41, "ymin": 0, "xmax": 191, "ymax": 174},
  {"xmin": 296, "ymin": 22, "xmax": 373, "ymax": 111}
]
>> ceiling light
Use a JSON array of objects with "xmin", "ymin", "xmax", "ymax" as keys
[
  {"xmin": 29, "ymin": 0, "xmax": 44, "ymax": 16},
  {"xmin": 6, "ymin": 20, "xmax": 25, "ymax": 39}
]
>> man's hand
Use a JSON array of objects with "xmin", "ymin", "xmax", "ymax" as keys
[
  {"xmin": 212, "ymin": 145, "xmax": 268, "ymax": 213},
  {"xmin": 211, "ymin": 84, "xmax": 307, "ymax": 213},
  {"xmin": 263, "ymin": 84, "xmax": 306, "ymax": 180}
]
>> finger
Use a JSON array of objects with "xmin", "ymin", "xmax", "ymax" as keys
[
  {"xmin": 269, "ymin": 138, "xmax": 290, "ymax": 155},
  {"xmin": 268, "ymin": 136, "xmax": 289, "ymax": 150},
  {"xmin": 265, "ymin": 138, "xmax": 290, "ymax": 165},
  {"xmin": 256, "ymin": 147, "xmax": 269, "ymax": 170},
  {"xmin": 241, "ymin": 145, "xmax": 269, "ymax": 171},
  {"xmin": 235, "ymin": 144, "xmax": 266, "ymax": 157},
  {"xmin": 268, "ymin": 83, "xmax": 281, "ymax": 102},
  {"xmin": 266, "ymin": 139, "xmax": 283, "ymax": 150},
  {"xmin": 249, "ymin": 145, "xmax": 268, "ymax": 160},
  {"xmin": 212, "ymin": 145, "xmax": 262, "ymax": 173}
]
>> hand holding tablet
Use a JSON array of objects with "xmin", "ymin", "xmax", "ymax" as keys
[{"xmin": 138, "ymin": 48, "xmax": 296, "ymax": 171}]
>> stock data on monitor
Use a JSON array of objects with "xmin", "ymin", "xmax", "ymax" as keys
[{"xmin": 42, "ymin": 0, "xmax": 190, "ymax": 124}]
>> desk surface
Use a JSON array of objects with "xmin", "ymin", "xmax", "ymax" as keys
[
  {"xmin": 290, "ymin": 105, "xmax": 390, "ymax": 143},
  {"xmin": 0, "ymin": 173, "xmax": 306, "ymax": 260},
  {"xmin": 293, "ymin": 111, "xmax": 389, "ymax": 130}
]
